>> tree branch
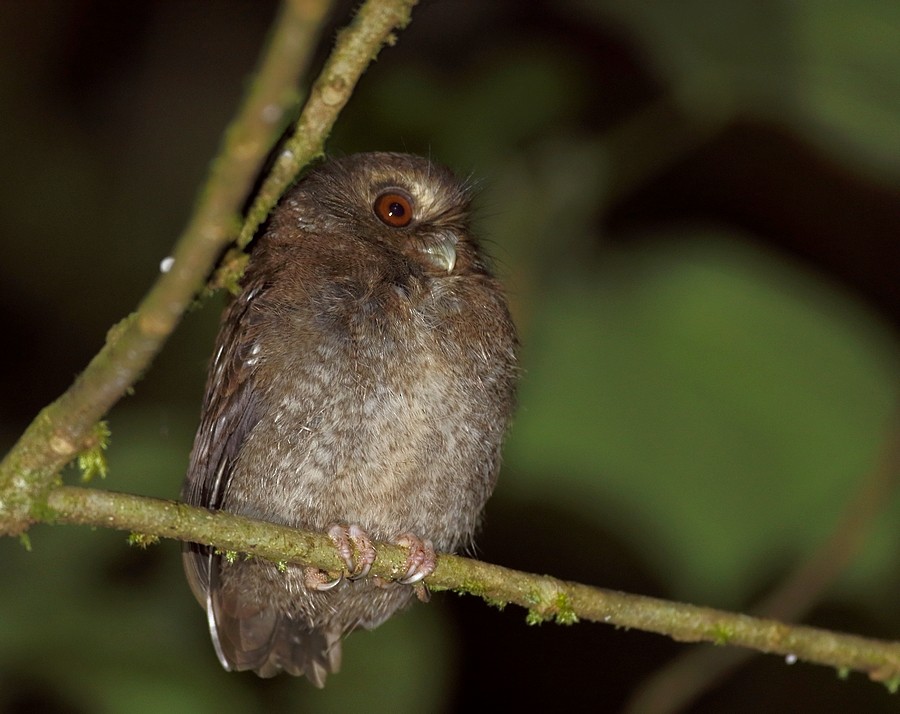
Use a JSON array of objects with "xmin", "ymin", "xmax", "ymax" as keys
[
  {"xmin": 2, "ymin": 0, "xmax": 897, "ymax": 698},
  {"xmin": 237, "ymin": 0, "xmax": 420, "ymax": 249},
  {"xmin": 0, "ymin": 0, "xmax": 418, "ymax": 536},
  {"xmin": 42, "ymin": 485, "xmax": 900, "ymax": 689},
  {"xmin": 624, "ymin": 410, "xmax": 900, "ymax": 712}
]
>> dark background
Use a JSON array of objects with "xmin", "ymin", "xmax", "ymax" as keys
[{"xmin": 1, "ymin": 1, "xmax": 898, "ymax": 712}]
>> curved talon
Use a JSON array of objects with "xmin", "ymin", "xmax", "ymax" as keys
[
  {"xmin": 328, "ymin": 524, "xmax": 356, "ymax": 572},
  {"xmin": 347, "ymin": 524, "xmax": 376, "ymax": 579},
  {"xmin": 400, "ymin": 571, "xmax": 427, "ymax": 585},
  {"xmin": 348, "ymin": 561, "xmax": 372, "ymax": 580},
  {"xmin": 304, "ymin": 566, "xmax": 344, "ymax": 591},
  {"xmin": 316, "ymin": 575, "xmax": 344, "ymax": 591},
  {"xmin": 328, "ymin": 523, "xmax": 376, "ymax": 580},
  {"xmin": 397, "ymin": 533, "xmax": 436, "ymax": 585}
]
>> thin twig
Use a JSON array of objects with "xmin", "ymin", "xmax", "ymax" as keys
[
  {"xmin": 43, "ymin": 485, "xmax": 900, "ymax": 689},
  {"xmin": 237, "ymin": 0, "xmax": 419, "ymax": 249},
  {"xmin": 3, "ymin": 0, "xmax": 898, "ymax": 696},
  {"xmin": 624, "ymin": 409, "xmax": 900, "ymax": 713},
  {"xmin": 0, "ymin": 0, "xmax": 417, "ymax": 536}
]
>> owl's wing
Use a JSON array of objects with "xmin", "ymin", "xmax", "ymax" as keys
[
  {"xmin": 181, "ymin": 277, "xmax": 344, "ymax": 683},
  {"xmin": 180, "ymin": 281, "xmax": 273, "ymax": 662},
  {"xmin": 182, "ymin": 282, "xmax": 268, "ymax": 512}
]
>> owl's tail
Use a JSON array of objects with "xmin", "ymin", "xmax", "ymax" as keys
[
  {"xmin": 183, "ymin": 547, "xmax": 342, "ymax": 686},
  {"xmin": 211, "ymin": 602, "xmax": 342, "ymax": 685},
  {"xmin": 255, "ymin": 619, "xmax": 342, "ymax": 685}
]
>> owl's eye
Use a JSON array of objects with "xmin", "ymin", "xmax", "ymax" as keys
[{"xmin": 374, "ymin": 190, "xmax": 414, "ymax": 227}]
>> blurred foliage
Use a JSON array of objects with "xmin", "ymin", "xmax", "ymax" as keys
[{"xmin": 0, "ymin": 1, "xmax": 898, "ymax": 712}]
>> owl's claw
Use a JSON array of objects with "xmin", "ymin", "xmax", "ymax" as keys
[
  {"xmin": 304, "ymin": 566, "xmax": 343, "ymax": 591},
  {"xmin": 328, "ymin": 523, "xmax": 376, "ymax": 580},
  {"xmin": 396, "ymin": 533, "xmax": 436, "ymax": 584},
  {"xmin": 322, "ymin": 526, "xmax": 434, "ymax": 585}
]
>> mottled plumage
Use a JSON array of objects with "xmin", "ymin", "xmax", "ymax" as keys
[{"xmin": 181, "ymin": 152, "xmax": 518, "ymax": 685}]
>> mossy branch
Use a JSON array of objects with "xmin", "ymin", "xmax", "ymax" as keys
[
  {"xmin": 624, "ymin": 410, "xmax": 900, "ymax": 713},
  {"xmin": 42, "ymin": 485, "xmax": 900, "ymax": 690},
  {"xmin": 1, "ymin": 0, "xmax": 898, "ymax": 699},
  {"xmin": 0, "ymin": 0, "xmax": 418, "ymax": 536},
  {"xmin": 237, "ymin": 0, "xmax": 419, "ymax": 249}
]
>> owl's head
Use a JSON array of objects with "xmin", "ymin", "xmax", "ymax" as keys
[{"xmin": 274, "ymin": 152, "xmax": 486, "ymax": 276}]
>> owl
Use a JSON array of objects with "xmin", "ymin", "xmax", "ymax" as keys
[{"xmin": 181, "ymin": 152, "xmax": 518, "ymax": 685}]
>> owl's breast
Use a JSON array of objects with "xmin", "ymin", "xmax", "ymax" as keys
[{"xmin": 225, "ymin": 274, "xmax": 497, "ymax": 549}]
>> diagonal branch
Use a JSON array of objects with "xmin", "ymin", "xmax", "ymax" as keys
[
  {"xmin": 237, "ymin": 0, "xmax": 420, "ymax": 249},
  {"xmin": 2, "ymin": 0, "xmax": 897, "ymax": 699},
  {"xmin": 43, "ymin": 485, "xmax": 900, "ymax": 689},
  {"xmin": 624, "ymin": 409, "xmax": 900, "ymax": 713},
  {"xmin": 0, "ymin": 0, "xmax": 419, "ymax": 536}
]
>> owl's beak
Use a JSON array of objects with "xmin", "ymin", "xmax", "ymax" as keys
[{"xmin": 421, "ymin": 233, "xmax": 457, "ymax": 273}]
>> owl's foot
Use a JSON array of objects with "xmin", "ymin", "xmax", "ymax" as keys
[
  {"xmin": 396, "ymin": 533, "xmax": 436, "ymax": 585},
  {"xmin": 328, "ymin": 523, "xmax": 376, "ymax": 580},
  {"xmin": 304, "ymin": 566, "xmax": 342, "ymax": 591}
]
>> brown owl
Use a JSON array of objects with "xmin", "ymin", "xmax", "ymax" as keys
[{"xmin": 181, "ymin": 152, "xmax": 518, "ymax": 685}]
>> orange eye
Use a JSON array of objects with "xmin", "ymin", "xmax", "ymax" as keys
[{"xmin": 374, "ymin": 190, "xmax": 414, "ymax": 227}]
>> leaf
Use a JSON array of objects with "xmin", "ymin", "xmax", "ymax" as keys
[{"xmin": 505, "ymin": 230, "xmax": 899, "ymax": 607}]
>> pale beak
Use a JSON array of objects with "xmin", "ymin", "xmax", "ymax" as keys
[{"xmin": 420, "ymin": 232, "xmax": 457, "ymax": 273}]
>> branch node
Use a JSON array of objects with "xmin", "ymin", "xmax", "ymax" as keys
[
  {"xmin": 49, "ymin": 435, "xmax": 77, "ymax": 457},
  {"xmin": 77, "ymin": 421, "xmax": 111, "ymax": 483},
  {"xmin": 524, "ymin": 581, "xmax": 578, "ymax": 625},
  {"xmin": 128, "ymin": 532, "xmax": 160, "ymax": 549}
]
